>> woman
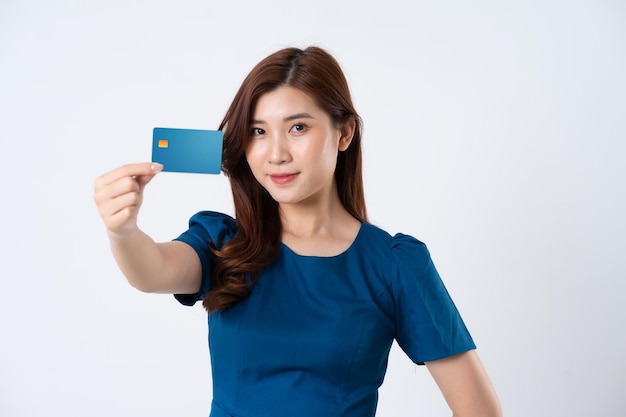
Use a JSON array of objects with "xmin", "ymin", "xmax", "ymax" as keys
[{"xmin": 94, "ymin": 46, "xmax": 502, "ymax": 417}]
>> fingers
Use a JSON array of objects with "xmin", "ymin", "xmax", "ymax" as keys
[
  {"xmin": 96, "ymin": 162, "xmax": 163, "ymax": 188},
  {"xmin": 94, "ymin": 162, "xmax": 163, "ymax": 237},
  {"xmin": 95, "ymin": 178, "xmax": 140, "ymax": 218}
]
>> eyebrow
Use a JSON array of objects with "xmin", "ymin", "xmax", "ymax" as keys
[{"xmin": 250, "ymin": 112, "xmax": 315, "ymax": 124}]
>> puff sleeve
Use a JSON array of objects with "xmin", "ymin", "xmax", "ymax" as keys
[
  {"xmin": 390, "ymin": 234, "xmax": 476, "ymax": 364},
  {"xmin": 172, "ymin": 211, "xmax": 237, "ymax": 306}
]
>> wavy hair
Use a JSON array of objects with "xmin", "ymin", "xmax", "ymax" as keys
[{"xmin": 204, "ymin": 46, "xmax": 367, "ymax": 312}]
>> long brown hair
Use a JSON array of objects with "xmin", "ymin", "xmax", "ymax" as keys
[{"xmin": 203, "ymin": 46, "xmax": 367, "ymax": 312}]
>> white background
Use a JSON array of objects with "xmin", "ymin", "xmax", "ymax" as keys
[{"xmin": 1, "ymin": 1, "xmax": 625, "ymax": 416}]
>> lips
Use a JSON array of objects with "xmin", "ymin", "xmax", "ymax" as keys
[{"xmin": 269, "ymin": 173, "xmax": 299, "ymax": 185}]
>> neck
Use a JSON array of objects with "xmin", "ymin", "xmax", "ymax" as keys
[
  {"xmin": 279, "ymin": 206, "xmax": 336, "ymax": 237},
  {"xmin": 278, "ymin": 195, "xmax": 362, "ymax": 257},
  {"xmin": 278, "ymin": 190, "xmax": 351, "ymax": 239}
]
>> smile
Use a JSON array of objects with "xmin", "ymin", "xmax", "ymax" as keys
[{"xmin": 269, "ymin": 173, "xmax": 299, "ymax": 185}]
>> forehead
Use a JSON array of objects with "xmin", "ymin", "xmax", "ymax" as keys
[{"xmin": 253, "ymin": 86, "xmax": 323, "ymax": 119}]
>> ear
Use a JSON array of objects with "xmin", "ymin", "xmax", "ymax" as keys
[{"xmin": 337, "ymin": 117, "xmax": 356, "ymax": 152}]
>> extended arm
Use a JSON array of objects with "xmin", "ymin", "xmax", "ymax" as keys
[
  {"xmin": 94, "ymin": 162, "xmax": 201, "ymax": 295},
  {"xmin": 426, "ymin": 350, "xmax": 502, "ymax": 417}
]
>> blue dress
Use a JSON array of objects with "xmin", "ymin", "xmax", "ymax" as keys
[{"xmin": 174, "ymin": 211, "xmax": 475, "ymax": 417}]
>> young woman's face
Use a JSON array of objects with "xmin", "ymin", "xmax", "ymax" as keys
[{"xmin": 245, "ymin": 86, "xmax": 352, "ymax": 207}]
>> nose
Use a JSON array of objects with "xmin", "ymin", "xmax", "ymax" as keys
[{"xmin": 268, "ymin": 133, "xmax": 291, "ymax": 165}]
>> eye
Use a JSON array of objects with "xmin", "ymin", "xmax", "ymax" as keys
[
  {"xmin": 291, "ymin": 123, "xmax": 307, "ymax": 133},
  {"xmin": 251, "ymin": 127, "xmax": 266, "ymax": 136}
]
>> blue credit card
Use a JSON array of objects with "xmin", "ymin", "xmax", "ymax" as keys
[{"xmin": 152, "ymin": 127, "xmax": 223, "ymax": 174}]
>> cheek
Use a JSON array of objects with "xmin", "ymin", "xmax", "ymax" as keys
[
  {"xmin": 245, "ymin": 151, "xmax": 265, "ymax": 184},
  {"xmin": 300, "ymin": 133, "xmax": 335, "ymax": 157},
  {"xmin": 245, "ymin": 142, "xmax": 263, "ymax": 167},
  {"xmin": 316, "ymin": 136, "xmax": 341, "ymax": 164}
]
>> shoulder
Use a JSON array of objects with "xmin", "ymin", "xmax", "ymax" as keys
[
  {"xmin": 187, "ymin": 210, "xmax": 236, "ymax": 230},
  {"xmin": 359, "ymin": 222, "xmax": 431, "ymax": 265},
  {"xmin": 176, "ymin": 211, "xmax": 238, "ymax": 249},
  {"xmin": 353, "ymin": 222, "xmax": 434, "ymax": 287}
]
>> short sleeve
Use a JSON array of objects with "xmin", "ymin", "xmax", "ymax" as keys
[
  {"xmin": 173, "ymin": 211, "xmax": 237, "ymax": 306},
  {"xmin": 390, "ymin": 234, "xmax": 476, "ymax": 364}
]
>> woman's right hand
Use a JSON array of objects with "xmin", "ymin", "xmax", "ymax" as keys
[{"xmin": 93, "ymin": 162, "xmax": 163, "ymax": 239}]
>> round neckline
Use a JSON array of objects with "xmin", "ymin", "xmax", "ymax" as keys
[{"xmin": 280, "ymin": 222, "xmax": 365, "ymax": 259}]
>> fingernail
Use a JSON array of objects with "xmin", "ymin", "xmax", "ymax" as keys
[{"xmin": 151, "ymin": 163, "xmax": 163, "ymax": 171}]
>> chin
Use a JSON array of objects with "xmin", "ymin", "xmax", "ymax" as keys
[
  {"xmin": 267, "ymin": 191, "xmax": 306, "ymax": 206},
  {"xmin": 270, "ymin": 196, "xmax": 300, "ymax": 205}
]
